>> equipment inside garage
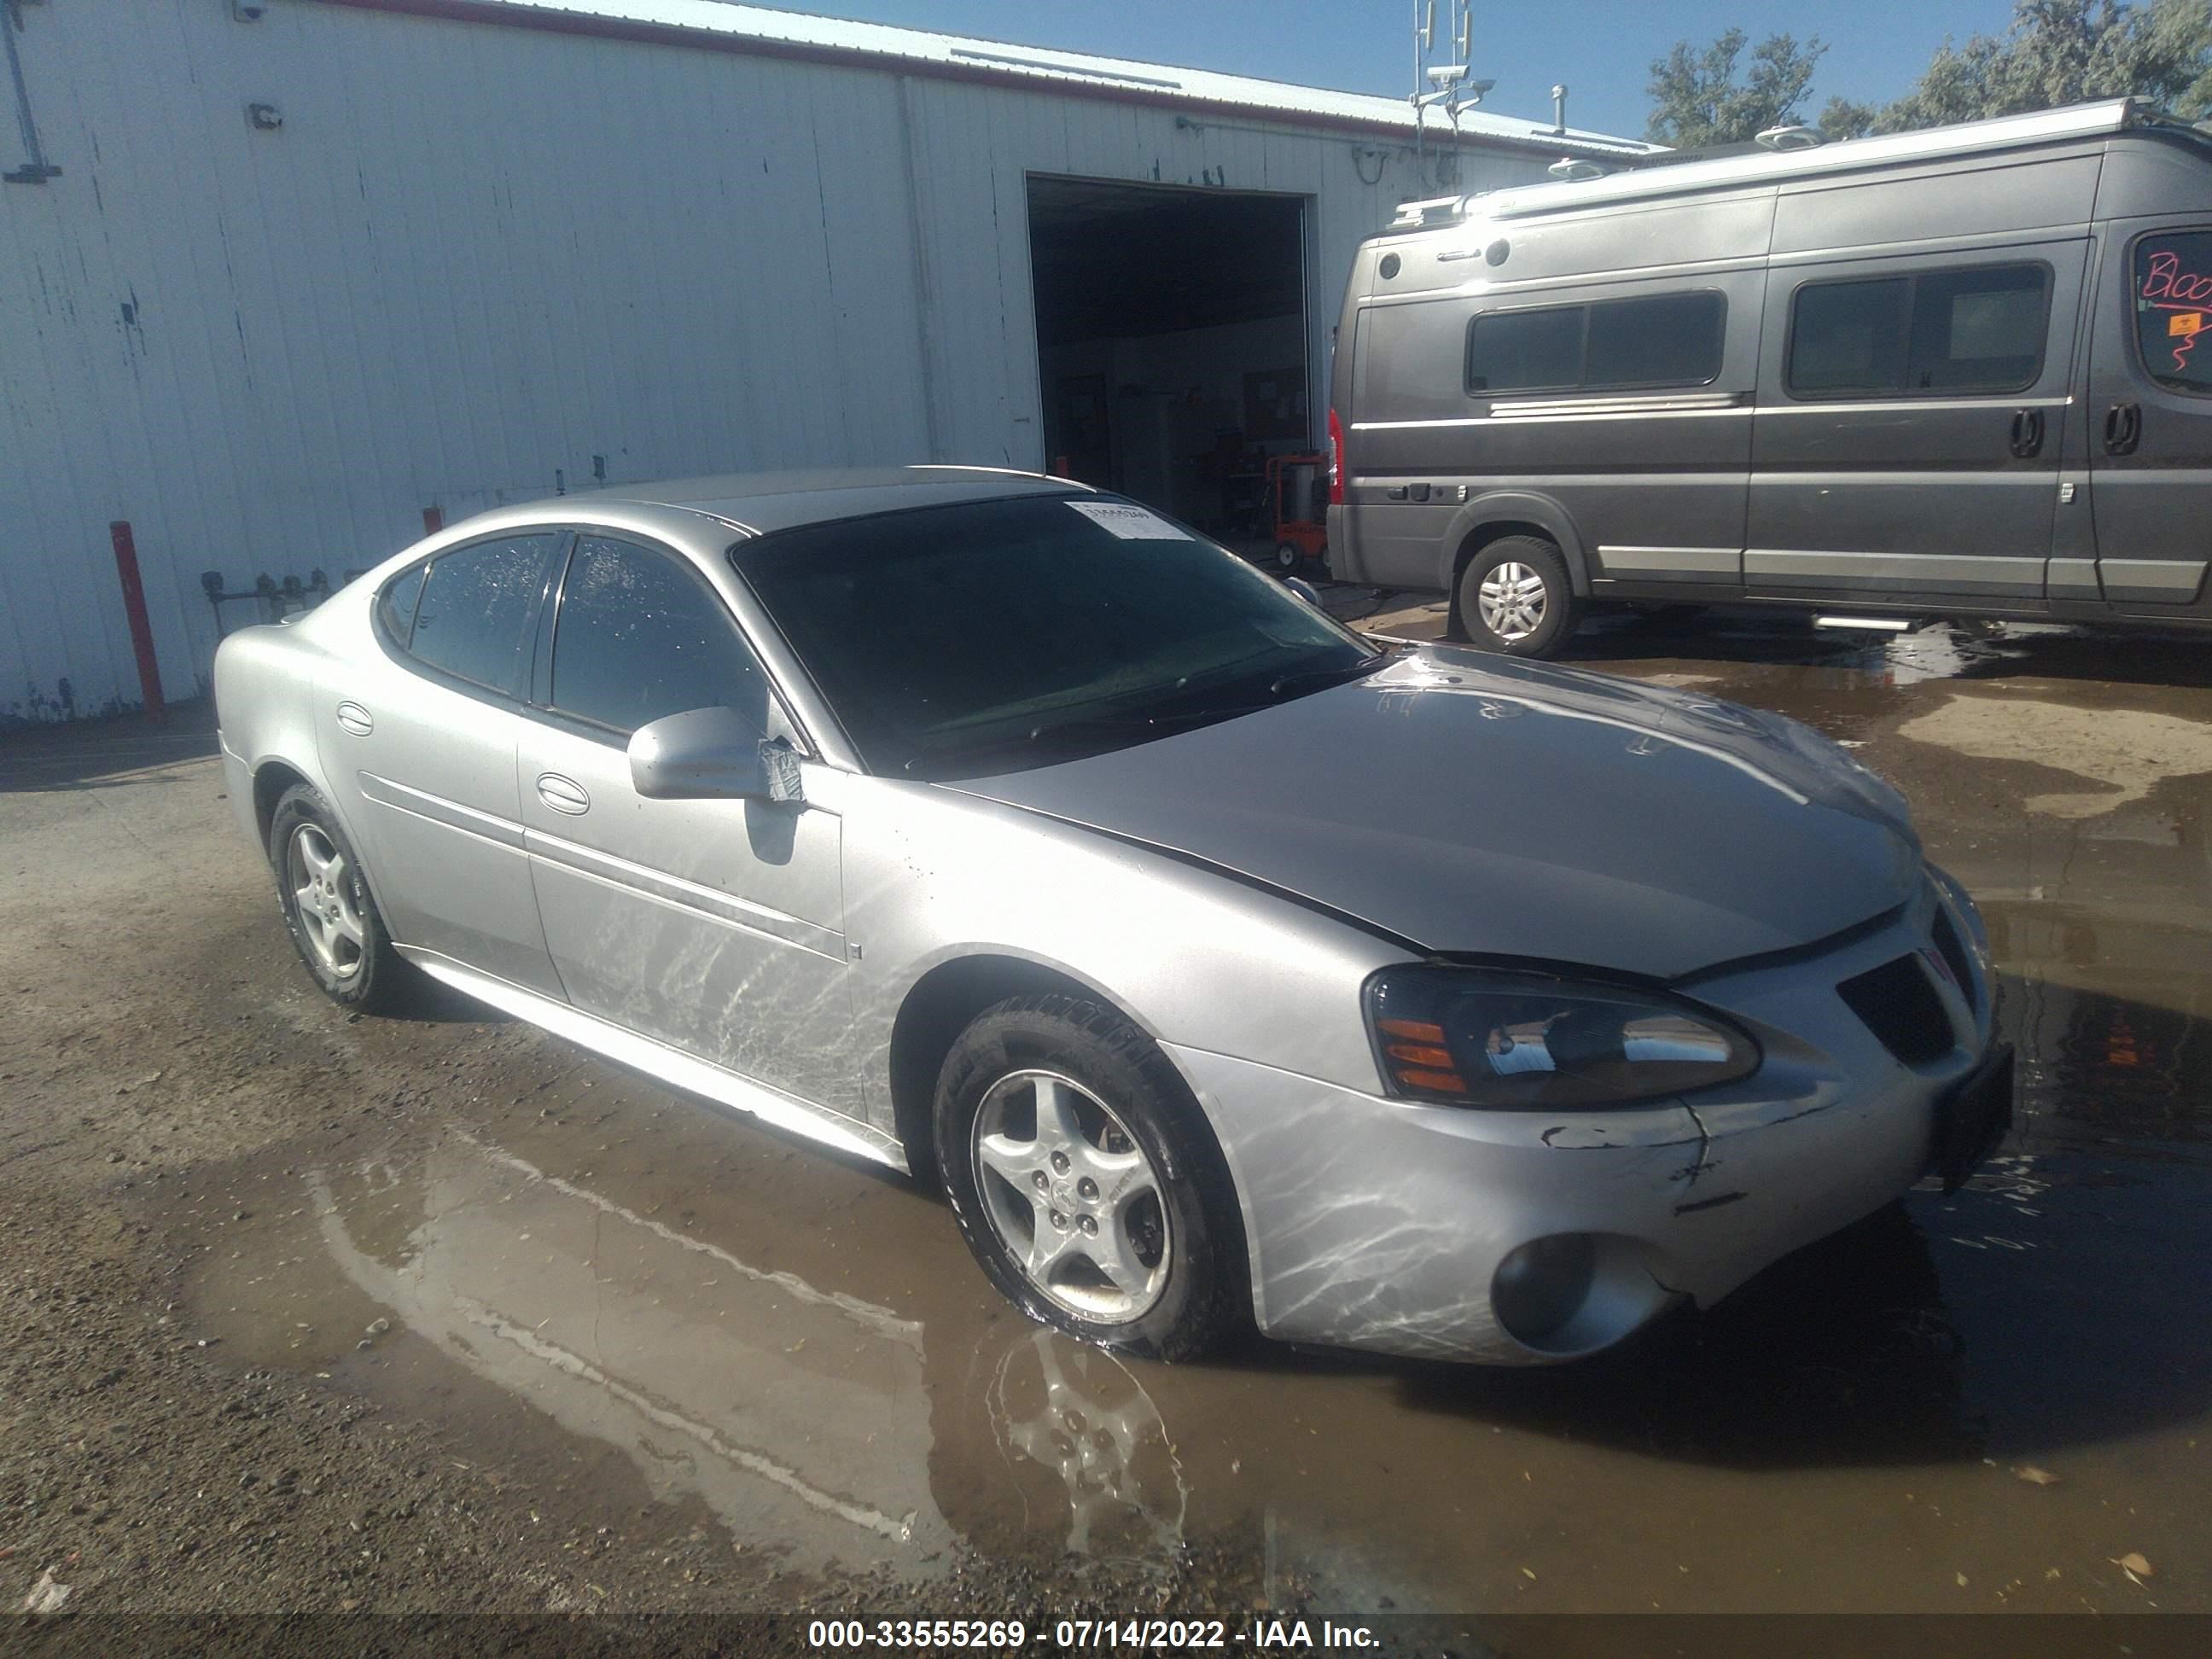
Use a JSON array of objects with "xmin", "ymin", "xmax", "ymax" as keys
[{"xmin": 1029, "ymin": 178, "xmax": 1315, "ymax": 544}]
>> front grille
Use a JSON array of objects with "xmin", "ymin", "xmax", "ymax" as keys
[
  {"xmin": 1930, "ymin": 902, "xmax": 1976, "ymax": 1008},
  {"xmin": 1837, "ymin": 953, "xmax": 1953, "ymax": 1064}
]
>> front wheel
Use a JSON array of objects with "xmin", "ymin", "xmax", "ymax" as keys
[
  {"xmin": 1455, "ymin": 535, "xmax": 1580, "ymax": 658},
  {"xmin": 934, "ymin": 996, "xmax": 1249, "ymax": 1362},
  {"xmin": 1273, "ymin": 541, "xmax": 1304, "ymax": 573}
]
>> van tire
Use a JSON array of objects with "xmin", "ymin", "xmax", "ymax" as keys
[{"xmin": 1455, "ymin": 537, "xmax": 1580, "ymax": 658}]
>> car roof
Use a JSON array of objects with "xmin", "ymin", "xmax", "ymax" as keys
[{"xmin": 580, "ymin": 466, "xmax": 1091, "ymax": 535}]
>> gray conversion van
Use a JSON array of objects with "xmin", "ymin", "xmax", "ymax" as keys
[{"xmin": 1324, "ymin": 99, "xmax": 2212, "ymax": 656}]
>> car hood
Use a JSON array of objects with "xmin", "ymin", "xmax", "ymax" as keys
[{"xmin": 951, "ymin": 649, "xmax": 1922, "ymax": 980}]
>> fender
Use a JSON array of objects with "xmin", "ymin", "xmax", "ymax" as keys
[{"xmin": 1435, "ymin": 492, "xmax": 1592, "ymax": 597}]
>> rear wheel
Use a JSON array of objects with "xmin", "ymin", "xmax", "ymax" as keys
[
  {"xmin": 1455, "ymin": 535, "xmax": 1580, "ymax": 659},
  {"xmin": 1273, "ymin": 541, "xmax": 1304, "ymax": 573},
  {"xmin": 268, "ymin": 783, "xmax": 410, "ymax": 1013},
  {"xmin": 934, "ymin": 996, "xmax": 1248, "ymax": 1362}
]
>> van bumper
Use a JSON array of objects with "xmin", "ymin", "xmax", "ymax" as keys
[{"xmin": 1324, "ymin": 504, "xmax": 1359, "ymax": 584}]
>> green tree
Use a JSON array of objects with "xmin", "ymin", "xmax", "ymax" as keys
[
  {"xmin": 1645, "ymin": 28, "xmax": 1830, "ymax": 147},
  {"xmin": 1828, "ymin": 0, "xmax": 2212, "ymax": 137}
]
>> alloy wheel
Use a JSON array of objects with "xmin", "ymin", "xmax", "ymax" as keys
[
  {"xmin": 287, "ymin": 822, "xmax": 366, "ymax": 982},
  {"xmin": 1478, "ymin": 560, "xmax": 1548, "ymax": 642},
  {"xmin": 972, "ymin": 1069, "xmax": 1172, "ymax": 1323}
]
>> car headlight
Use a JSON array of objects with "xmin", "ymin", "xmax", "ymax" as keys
[{"xmin": 1365, "ymin": 966, "xmax": 1761, "ymax": 1109}]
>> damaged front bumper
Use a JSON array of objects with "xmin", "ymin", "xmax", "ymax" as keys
[{"xmin": 1167, "ymin": 880, "xmax": 2004, "ymax": 1365}]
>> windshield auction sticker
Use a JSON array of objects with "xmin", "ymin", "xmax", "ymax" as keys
[{"xmin": 1065, "ymin": 500, "xmax": 1185, "ymax": 540}]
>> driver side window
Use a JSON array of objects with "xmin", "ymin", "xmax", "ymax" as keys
[{"xmin": 549, "ymin": 536, "xmax": 787, "ymax": 741}]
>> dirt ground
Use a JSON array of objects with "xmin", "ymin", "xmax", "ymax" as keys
[{"xmin": 2, "ymin": 603, "xmax": 2209, "ymax": 1651}]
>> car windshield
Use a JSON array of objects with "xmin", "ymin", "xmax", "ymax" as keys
[{"xmin": 730, "ymin": 492, "xmax": 1381, "ymax": 779}]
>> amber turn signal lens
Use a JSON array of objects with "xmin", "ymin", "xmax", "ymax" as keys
[
  {"xmin": 1378, "ymin": 1018, "xmax": 1447, "ymax": 1043},
  {"xmin": 1386, "ymin": 1042, "xmax": 1455, "ymax": 1068},
  {"xmin": 1394, "ymin": 1067, "xmax": 1469, "ymax": 1094}
]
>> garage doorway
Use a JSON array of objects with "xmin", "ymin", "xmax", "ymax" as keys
[{"xmin": 1027, "ymin": 177, "xmax": 1312, "ymax": 545}]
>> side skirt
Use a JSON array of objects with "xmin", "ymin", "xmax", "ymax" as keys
[{"xmin": 399, "ymin": 947, "xmax": 910, "ymax": 1173}]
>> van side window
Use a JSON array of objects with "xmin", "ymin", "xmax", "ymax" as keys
[
  {"xmin": 1586, "ymin": 291, "xmax": 1728, "ymax": 389},
  {"xmin": 1467, "ymin": 291, "xmax": 1725, "ymax": 397},
  {"xmin": 1788, "ymin": 264, "xmax": 2049, "ymax": 398},
  {"xmin": 2134, "ymin": 230, "xmax": 2212, "ymax": 395},
  {"xmin": 1467, "ymin": 306, "xmax": 1582, "ymax": 393}
]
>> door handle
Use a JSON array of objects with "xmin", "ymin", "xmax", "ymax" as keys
[
  {"xmin": 334, "ymin": 701, "xmax": 373, "ymax": 737},
  {"xmin": 2007, "ymin": 408, "xmax": 2045, "ymax": 459},
  {"xmin": 2104, "ymin": 402, "xmax": 2141, "ymax": 456},
  {"xmin": 536, "ymin": 773, "xmax": 589, "ymax": 816}
]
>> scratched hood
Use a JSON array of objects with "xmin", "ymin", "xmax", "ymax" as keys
[{"xmin": 954, "ymin": 649, "xmax": 1922, "ymax": 980}]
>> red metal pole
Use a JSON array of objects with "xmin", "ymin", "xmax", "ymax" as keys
[{"xmin": 108, "ymin": 520, "xmax": 166, "ymax": 724}]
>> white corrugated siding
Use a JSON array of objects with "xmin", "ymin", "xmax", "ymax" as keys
[{"xmin": 0, "ymin": 0, "xmax": 1557, "ymax": 720}]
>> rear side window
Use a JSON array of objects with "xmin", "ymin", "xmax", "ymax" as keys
[
  {"xmin": 550, "ymin": 536, "xmax": 770, "ymax": 736},
  {"xmin": 1586, "ymin": 291, "xmax": 1729, "ymax": 388},
  {"xmin": 2134, "ymin": 230, "xmax": 2212, "ymax": 394},
  {"xmin": 1467, "ymin": 306, "xmax": 1583, "ymax": 393},
  {"xmin": 406, "ymin": 533, "xmax": 559, "ymax": 694},
  {"xmin": 1467, "ymin": 290, "xmax": 1725, "ymax": 396},
  {"xmin": 1788, "ymin": 263, "xmax": 2050, "ymax": 398},
  {"xmin": 376, "ymin": 563, "xmax": 426, "ymax": 645},
  {"xmin": 1787, "ymin": 278, "xmax": 1907, "ymax": 393}
]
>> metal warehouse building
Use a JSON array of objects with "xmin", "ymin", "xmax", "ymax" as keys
[{"xmin": 0, "ymin": 0, "xmax": 1644, "ymax": 722}]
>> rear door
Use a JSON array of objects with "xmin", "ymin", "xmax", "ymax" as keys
[
  {"xmin": 319, "ymin": 532, "xmax": 566, "ymax": 997},
  {"xmin": 514, "ymin": 532, "xmax": 863, "ymax": 1119},
  {"xmin": 1748, "ymin": 243, "xmax": 2086, "ymax": 606},
  {"xmin": 2087, "ymin": 219, "xmax": 2212, "ymax": 613}
]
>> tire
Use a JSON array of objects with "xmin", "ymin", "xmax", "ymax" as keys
[
  {"xmin": 267, "ymin": 782, "xmax": 410, "ymax": 1014},
  {"xmin": 1273, "ymin": 541, "xmax": 1303, "ymax": 573},
  {"xmin": 1454, "ymin": 535, "xmax": 1580, "ymax": 658},
  {"xmin": 934, "ymin": 995, "xmax": 1249, "ymax": 1363}
]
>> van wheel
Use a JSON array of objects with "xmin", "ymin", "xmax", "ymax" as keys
[{"xmin": 1457, "ymin": 537, "xmax": 1580, "ymax": 658}]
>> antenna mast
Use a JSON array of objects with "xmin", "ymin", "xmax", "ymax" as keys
[{"xmin": 1411, "ymin": 2, "xmax": 1491, "ymax": 175}]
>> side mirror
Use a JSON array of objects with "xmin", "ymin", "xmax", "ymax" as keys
[
  {"xmin": 1284, "ymin": 575, "xmax": 1323, "ymax": 608},
  {"xmin": 627, "ymin": 706, "xmax": 804, "ymax": 805}
]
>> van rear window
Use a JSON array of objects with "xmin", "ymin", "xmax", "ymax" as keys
[
  {"xmin": 1787, "ymin": 264, "xmax": 2050, "ymax": 398},
  {"xmin": 2134, "ymin": 230, "xmax": 2212, "ymax": 395},
  {"xmin": 1465, "ymin": 290, "xmax": 1724, "ymax": 397}
]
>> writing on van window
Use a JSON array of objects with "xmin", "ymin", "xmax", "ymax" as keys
[{"xmin": 2138, "ymin": 238, "xmax": 2212, "ymax": 387}]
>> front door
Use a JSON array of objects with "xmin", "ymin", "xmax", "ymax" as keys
[
  {"xmin": 1747, "ymin": 242, "xmax": 2087, "ymax": 606},
  {"xmin": 2088, "ymin": 219, "xmax": 2212, "ymax": 614},
  {"xmin": 515, "ymin": 533, "xmax": 862, "ymax": 1120}
]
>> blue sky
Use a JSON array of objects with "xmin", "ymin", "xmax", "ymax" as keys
[{"xmin": 768, "ymin": 0, "xmax": 2032, "ymax": 140}]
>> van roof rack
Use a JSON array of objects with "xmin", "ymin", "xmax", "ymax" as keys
[
  {"xmin": 1386, "ymin": 98, "xmax": 2168, "ymax": 235},
  {"xmin": 1388, "ymin": 194, "xmax": 1471, "ymax": 230}
]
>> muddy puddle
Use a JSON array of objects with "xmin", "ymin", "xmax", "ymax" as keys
[{"xmin": 170, "ymin": 616, "xmax": 2212, "ymax": 1614}]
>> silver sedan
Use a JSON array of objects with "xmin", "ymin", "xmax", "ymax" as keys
[{"xmin": 213, "ymin": 469, "xmax": 2013, "ymax": 1364}]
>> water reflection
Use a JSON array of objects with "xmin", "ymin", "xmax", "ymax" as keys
[
  {"xmin": 306, "ymin": 1129, "xmax": 952, "ymax": 1572},
  {"xmin": 282, "ymin": 1126, "xmax": 1193, "ymax": 1578},
  {"xmin": 931, "ymin": 1330, "xmax": 1186, "ymax": 1563},
  {"xmin": 178, "ymin": 1045, "xmax": 2212, "ymax": 1615}
]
